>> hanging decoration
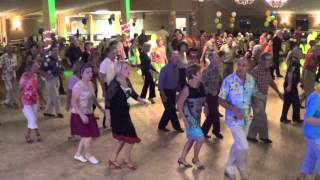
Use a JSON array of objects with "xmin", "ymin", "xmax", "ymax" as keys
[
  {"xmin": 264, "ymin": 10, "xmax": 278, "ymax": 28},
  {"xmin": 265, "ymin": 0, "xmax": 288, "ymax": 8},
  {"xmin": 234, "ymin": 0, "xmax": 255, "ymax": 5},
  {"xmin": 229, "ymin": 11, "xmax": 237, "ymax": 29},
  {"xmin": 188, "ymin": 10, "xmax": 197, "ymax": 26},
  {"xmin": 214, "ymin": 11, "xmax": 223, "ymax": 30},
  {"xmin": 120, "ymin": 19, "xmax": 130, "ymax": 34},
  {"xmin": 170, "ymin": 10, "xmax": 176, "ymax": 25}
]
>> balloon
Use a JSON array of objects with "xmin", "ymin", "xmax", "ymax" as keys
[
  {"xmin": 265, "ymin": 10, "xmax": 271, "ymax": 16},
  {"xmin": 271, "ymin": 15, "xmax": 276, "ymax": 20},
  {"xmin": 266, "ymin": 16, "xmax": 273, "ymax": 22},
  {"xmin": 230, "ymin": 24, "xmax": 235, "ymax": 29},
  {"xmin": 231, "ymin": 11, "xmax": 237, "ymax": 17},
  {"xmin": 264, "ymin": 21, "xmax": 270, "ymax": 27},
  {"xmin": 216, "ymin": 11, "xmax": 222, "ymax": 17},
  {"xmin": 273, "ymin": 20, "xmax": 278, "ymax": 26},
  {"xmin": 230, "ymin": 17, "xmax": 235, "ymax": 23},
  {"xmin": 214, "ymin": 18, "xmax": 220, "ymax": 24},
  {"xmin": 217, "ymin": 23, "xmax": 222, "ymax": 29}
]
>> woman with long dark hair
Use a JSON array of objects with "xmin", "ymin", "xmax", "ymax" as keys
[{"xmin": 71, "ymin": 64, "xmax": 105, "ymax": 164}]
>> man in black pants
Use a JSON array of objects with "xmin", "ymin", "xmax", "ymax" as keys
[
  {"xmin": 201, "ymin": 51, "xmax": 223, "ymax": 139},
  {"xmin": 271, "ymin": 30, "xmax": 283, "ymax": 78},
  {"xmin": 158, "ymin": 51, "xmax": 183, "ymax": 132}
]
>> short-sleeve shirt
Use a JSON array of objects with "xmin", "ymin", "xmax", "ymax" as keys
[
  {"xmin": 19, "ymin": 72, "xmax": 38, "ymax": 105},
  {"xmin": 99, "ymin": 57, "xmax": 116, "ymax": 85},
  {"xmin": 219, "ymin": 72, "xmax": 256, "ymax": 126},
  {"xmin": 251, "ymin": 65, "xmax": 272, "ymax": 95},
  {"xmin": 304, "ymin": 91, "xmax": 320, "ymax": 140},
  {"xmin": 68, "ymin": 75, "xmax": 79, "ymax": 90},
  {"xmin": 220, "ymin": 44, "xmax": 236, "ymax": 64},
  {"xmin": 71, "ymin": 80, "xmax": 95, "ymax": 114},
  {"xmin": 0, "ymin": 53, "xmax": 17, "ymax": 80}
]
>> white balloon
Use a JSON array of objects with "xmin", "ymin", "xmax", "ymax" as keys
[
  {"xmin": 232, "ymin": 11, "xmax": 237, "ymax": 17},
  {"xmin": 216, "ymin": 11, "xmax": 222, "ymax": 17}
]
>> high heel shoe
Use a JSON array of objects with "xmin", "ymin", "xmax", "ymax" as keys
[
  {"xmin": 25, "ymin": 136, "xmax": 34, "ymax": 144},
  {"xmin": 122, "ymin": 161, "xmax": 137, "ymax": 170},
  {"xmin": 108, "ymin": 160, "xmax": 122, "ymax": 169},
  {"xmin": 178, "ymin": 159, "xmax": 192, "ymax": 168},
  {"xmin": 192, "ymin": 158, "xmax": 205, "ymax": 170},
  {"xmin": 36, "ymin": 135, "xmax": 42, "ymax": 142}
]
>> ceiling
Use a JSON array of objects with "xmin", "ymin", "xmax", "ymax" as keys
[
  {"xmin": 0, "ymin": 0, "xmax": 319, "ymax": 17},
  {"xmin": 206, "ymin": 0, "xmax": 320, "ymax": 15}
]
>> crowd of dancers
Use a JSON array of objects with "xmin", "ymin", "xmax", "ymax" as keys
[{"xmin": 0, "ymin": 26, "xmax": 320, "ymax": 180}]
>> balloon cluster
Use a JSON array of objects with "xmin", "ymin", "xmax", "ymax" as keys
[
  {"xmin": 214, "ymin": 11, "xmax": 223, "ymax": 30},
  {"xmin": 188, "ymin": 10, "xmax": 197, "ymax": 26},
  {"xmin": 43, "ymin": 30, "xmax": 52, "ymax": 51},
  {"xmin": 170, "ymin": 11, "xmax": 176, "ymax": 25},
  {"xmin": 229, "ymin": 11, "xmax": 237, "ymax": 29},
  {"xmin": 264, "ymin": 10, "xmax": 278, "ymax": 28}
]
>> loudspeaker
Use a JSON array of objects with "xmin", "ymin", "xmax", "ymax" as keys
[{"xmin": 296, "ymin": 18, "xmax": 308, "ymax": 31}]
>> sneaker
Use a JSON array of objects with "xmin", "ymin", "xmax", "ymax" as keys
[
  {"xmin": 247, "ymin": 137, "xmax": 258, "ymax": 143},
  {"xmin": 56, "ymin": 113, "xmax": 64, "ymax": 118},
  {"xmin": 74, "ymin": 155, "xmax": 87, "ymax": 163},
  {"xmin": 85, "ymin": 155, "xmax": 99, "ymax": 165},
  {"xmin": 43, "ymin": 113, "xmax": 56, "ymax": 117},
  {"xmin": 224, "ymin": 170, "xmax": 236, "ymax": 180}
]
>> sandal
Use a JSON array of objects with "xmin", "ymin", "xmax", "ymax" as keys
[
  {"xmin": 25, "ymin": 136, "xmax": 34, "ymax": 144},
  {"xmin": 192, "ymin": 158, "xmax": 205, "ymax": 170},
  {"xmin": 108, "ymin": 160, "xmax": 122, "ymax": 169},
  {"xmin": 122, "ymin": 161, "xmax": 137, "ymax": 170},
  {"xmin": 178, "ymin": 159, "xmax": 192, "ymax": 168}
]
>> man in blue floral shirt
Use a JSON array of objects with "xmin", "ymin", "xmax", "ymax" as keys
[{"xmin": 219, "ymin": 57, "xmax": 257, "ymax": 180}]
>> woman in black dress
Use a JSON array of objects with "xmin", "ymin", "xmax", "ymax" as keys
[
  {"xmin": 140, "ymin": 43, "xmax": 157, "ymax": 103},
  {"xmin": 105, "ymin": 61, "xmax": 147, "ymax": 170}
]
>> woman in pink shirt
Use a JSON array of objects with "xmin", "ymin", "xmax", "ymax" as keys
[{"xmin": 19, "ymin": 61, "xmax": 41, "ymax": 143}]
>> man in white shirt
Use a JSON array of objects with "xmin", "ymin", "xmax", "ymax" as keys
[
  {"xmin": 99, "ymin": 45, "xmax": 117, "ymax": 129},
  {"xmin": 0, "ymin": 45, "xmax": 18, "ymax": 106},
  {"xmin": 157, "ymin": 26, "xmax": 169, "ymax": 47},
  {"xmin": 220, "ymin": 37, "xmax": 237, "ymax": 78}
]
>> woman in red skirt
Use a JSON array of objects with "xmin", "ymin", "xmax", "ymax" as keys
[
  {"xmin": 105, "ymin": 61, "xmax": 146, "ymax": 170},
  {"xmin": 71, "ymin": 64, "xmax": 105, "ymax": 165}
]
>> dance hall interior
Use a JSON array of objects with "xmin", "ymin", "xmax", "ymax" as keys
[{"xmin": 1, "ymin": 0, "xmax": 320, "ymax": 180}]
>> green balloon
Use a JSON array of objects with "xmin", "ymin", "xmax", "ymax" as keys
[
  {"xmin": 217, "ymin": 23, "xmax": 222, "ymax": 29},
  {"xmin": 266, "ymin": 16, "xmax": 273, "ymax": 22},
  {"xmin": 264, "ymin": 21, "xmax": 269, "ymax": 27},
  {"xmin": 214, "ymin": 18, "xmax": 220, "ymax": 24},
  {"xmin": 230, "ymin": 24, "xmax": 235, "ymax": 28},
  {"xmin": 271, "ymin": 15, "xmax": 276, "ymax": 19}
]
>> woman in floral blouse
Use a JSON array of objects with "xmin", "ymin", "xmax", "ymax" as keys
[{"xmin": 19, "ymin": 61, "xmax": 41, "ymax": 143}]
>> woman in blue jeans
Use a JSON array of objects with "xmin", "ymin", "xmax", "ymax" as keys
[{"xmin": 298, "ymin": 83, "xmax": 320, "ymax": 180}]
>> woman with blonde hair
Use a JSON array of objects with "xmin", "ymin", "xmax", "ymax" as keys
[
  {"xmin": 106, "ymin": 61, "xmax": 146, "ymax": 170},
  {"xmin": 298, "ymin": 82, "xmax": 320, "ymax": 180}
]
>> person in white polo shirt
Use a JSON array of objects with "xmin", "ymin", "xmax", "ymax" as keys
[{"xmin": 99, "ymin": 43, "xmax": 117, "ymax": 129}]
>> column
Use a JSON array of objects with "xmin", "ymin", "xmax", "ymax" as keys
[
  {"xmin": 0, "ymin": 17, "xmax": 7, "ymax": 44},
  {"xmin": 120, "ymin": 0, "xmax": 131, "ymax": 22},
  {"xmin": 42, "ymin": 0, "xmax": 56, "ymax": 31}
]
